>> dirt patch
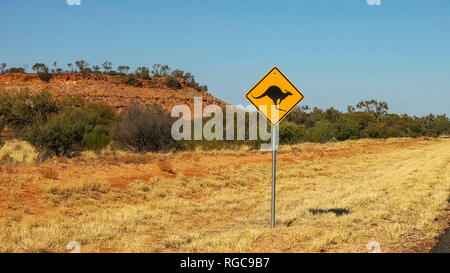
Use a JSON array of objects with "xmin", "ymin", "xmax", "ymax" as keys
[
  {"xmin": 108, "ymin": 177, "xmax": 141, "ymax": 189},
  {"xmin": 183, "ymin": 169, "xmax": 204, "ymax": 177}
]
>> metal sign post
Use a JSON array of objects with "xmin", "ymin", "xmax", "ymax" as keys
[
  {"xmin": 271, "ymin": 125, "xmax": 277, "ymax": 228},
  {"xmin": 245, "ymin": 67, "xmax": 304, "ymax": 228}
]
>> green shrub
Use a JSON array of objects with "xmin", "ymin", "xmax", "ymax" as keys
[
  {"xmin": 362, "ymin": 123, "xmax": 383, "ymax": 138},
  {"xmin": 25, "ymin": 104, "xmax": 117, "ymax": 156},
  {"xmin": 166, "ymin": 76, "xmax": 181, "ymax": 89},
  {"xmin": 57, "ymin": 95, "xmax": 85, "ymax": 111},
  {"xmin": 25, "ymin": 110, "xmax": 87, "ymax": 156},
  {"xmin": 279, "ymin": 122, "xmax": 306, "ymax": 145},
  {"xmin": 32, "ymin": 63, "xmax": 51, "ymax": 82},
  {"xmin": 308, "ymin": 120, "xmax": 334, "ymax": 143},
  {"xmin": 171, "ymin": 69, "xmax": 184, "ymax": 78},
  {"xmin": 37, "ymin": 71, "xmax": 51, "ymax": 82},
  {"xmin": 324, "ymin": 107, "xmax": 342, "ymax": 123},
  {"xmin": 83, "ymin": 103, "xmax": 118, "ymax": 126},
  {"xmin": 385, "ymin": 127, "xmax": 402, "ymax": 138},
  {"xmin": 113, "ymin": 104, "xmax": 175, "ymax": 152},
  {"xmin": 84, "ymin": 125, "xmax": 111, "ymax": 151},
  {"xmin": 433, "ymin": 115, "xmax": 449, "ymax": 136},
  {"xmin": 198, "ymin": 85, "xmax": 208, "ymax": 92},
  {"xmin": 106, "ymin": 70, "xmax": 118, "ymax": 76},
  {"xmin": 332, "ymin": 119, "xmax": 360, "ymax": 141},
  {"xmin": 347, "ymin": 111, "xmax": 375, "ymax": 129},
  {"xmin": 124, "ymin": 74, "xmax": 142, "ymax": 87},
  {"xmin": 0, "ymin": 90, "xmax": 59, "ymax": 131},
  {"xmin": 6, "ymin": 67, "xmax": 25, "ymax": 73}
]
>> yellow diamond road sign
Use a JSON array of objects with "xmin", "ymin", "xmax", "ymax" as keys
[{"xmin": 246, "ymin": 67, "xmax": 304, "ymax": 125}]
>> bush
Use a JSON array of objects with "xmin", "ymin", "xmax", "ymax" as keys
[
  {"xmin": 433, "ymin": 115, "xmax": 449, "ymax": 136},
  {"xmin": 362, "ymin": 123, "xmax": 384, "ymax": 138},
  {"xmin": 347, "ymin": 111, "xmax": 375, "ymax": 129},
  {"xmin": 171, "ymin": 69, "xmax": 184, "ymax": 78},
  {"xmin": 332, "ymin": 119, "xmax": 360, "ymax": 141},
  {"xmin": 25, "ymin": 112, "xmax": 85, "ymax": 156},
  {"xmin": 385, "ymin": 127, "xmax": 402, "ymax": 138},
  {"xmin": 166, "ymin": 76, "xmax": 181, "ymax": 89},
  {"xmin": 308, "ymin": 120, "xmax": 334, "ymax": 143},
  {"xmin": 25, "ymin": 104, "xmax": 117, "ymax": 156},
  {"xmin": 57, "ymin": 95, "xmax": 85, "ymax": 111},
  {"xmin": 0, "ymin": 90, "xmax": 59, "ymax": 131},
  {"xmin": 135, "ymin": 67, "xmax": 151, "ymax": 79},
  {"xmin": 124, "ymin": 74, "xmax": 141, "ymax": 87},
  {"xmin": 113, "ymin": 104, "xmax": 175, "ymax": 152},
  {"xmin": 198, "ymin": 85, "xmax": 208, "ymax": 92},
  {"xmin": 32, "ymin": 63, "xmax": 51, "ymax": 82},
  {"xmin": 83, "ymin": 125, "xmax": 111, "ymax": 151},
  {"xmin": 279, "ymin": 122, "xmax": 306, "ymax": 145},
  {"xmin": 5, "ymin": 67, "xmax": 25, "ymax": 73},
  {"xmin": 37, "ymin": 70, "xmax": 51, "ymax": 82},
  {"xmin": 83, "ymin": 103, "xmax": 118, "ymax": 126}
]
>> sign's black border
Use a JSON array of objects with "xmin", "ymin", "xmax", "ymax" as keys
[{"xmin": 245, "ymin": 67, "xmax": 305, "ymax": 126}]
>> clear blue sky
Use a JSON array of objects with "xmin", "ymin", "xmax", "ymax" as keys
[{"xmin": 1, "ymin": 0, "xmax": 449, "ymax": 116}]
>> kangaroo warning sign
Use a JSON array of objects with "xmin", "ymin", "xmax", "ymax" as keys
[{"xmin": 246, "ymin": 67, "xmax": 304, "ymax": 125}]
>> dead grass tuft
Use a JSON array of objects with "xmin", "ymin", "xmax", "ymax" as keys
[
  {"xmin": 0, "ymin": 139, "xmax": 39, "ymax": 164},
  {"xmin": 157, "ymin": 157, "xmax": 175, "ymax": 174},
  {"xmin": 39, "ymin": 167, "xmax": 59, "ymax": 180},
  {"xmin": 44, "ymin": 180, "xmax": 111, "ymax": 205}
]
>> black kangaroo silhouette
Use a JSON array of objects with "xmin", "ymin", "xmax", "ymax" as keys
[{"xmin": 252, "ymin": 85, "xmax": 293, "ymax": 112}]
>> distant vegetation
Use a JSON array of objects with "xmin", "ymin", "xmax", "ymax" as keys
[
  {"xmin": 281, "ymin": 99, "xmax": 449, "ymax": 144},
  {"xmin": 0, "ymin": 89, "xmax": 448, "ymax": 160},
  {"xmin": 0, "ymin": 61, "xmax": 208, "ymax": 92},
  {"xmin": 180, "ymin": 100, "xmax": 449, "ymax": 150}
]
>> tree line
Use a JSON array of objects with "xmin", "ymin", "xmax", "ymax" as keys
[
  {"xmin": 0, "ymin": 89, "xmax": 448, "ymax": 159},
  {"xmin": 0, "ymin": 61, "xmax": 208, "ymax": 92},
  {"xmin": 280, "ymin": 99, "xmax": 449, "ymax": 144}
]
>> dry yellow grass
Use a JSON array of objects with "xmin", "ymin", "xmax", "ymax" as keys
[
  {"xmin": 0, "ymin": 140, "xmax": 38, "ymax": 164},
  {"xmin": 39, "ymin": 167, "xmax": 59, "ymax": 180},
  {"xmin": 157, "ymin": 156, "xmax": 175, "ymax": 174},
  {"xmin": 0, "ymin": 138, "xmax": 448, "ymax": 253}
]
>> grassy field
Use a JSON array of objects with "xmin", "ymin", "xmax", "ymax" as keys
[{"xmin": 0, "ymin": 137, "xmax": 448, "ymax": 253}]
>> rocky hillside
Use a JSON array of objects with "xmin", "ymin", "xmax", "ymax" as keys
[{"xmin": 0, "ymin": 73, "xmax": 228, "ymax": 113}]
